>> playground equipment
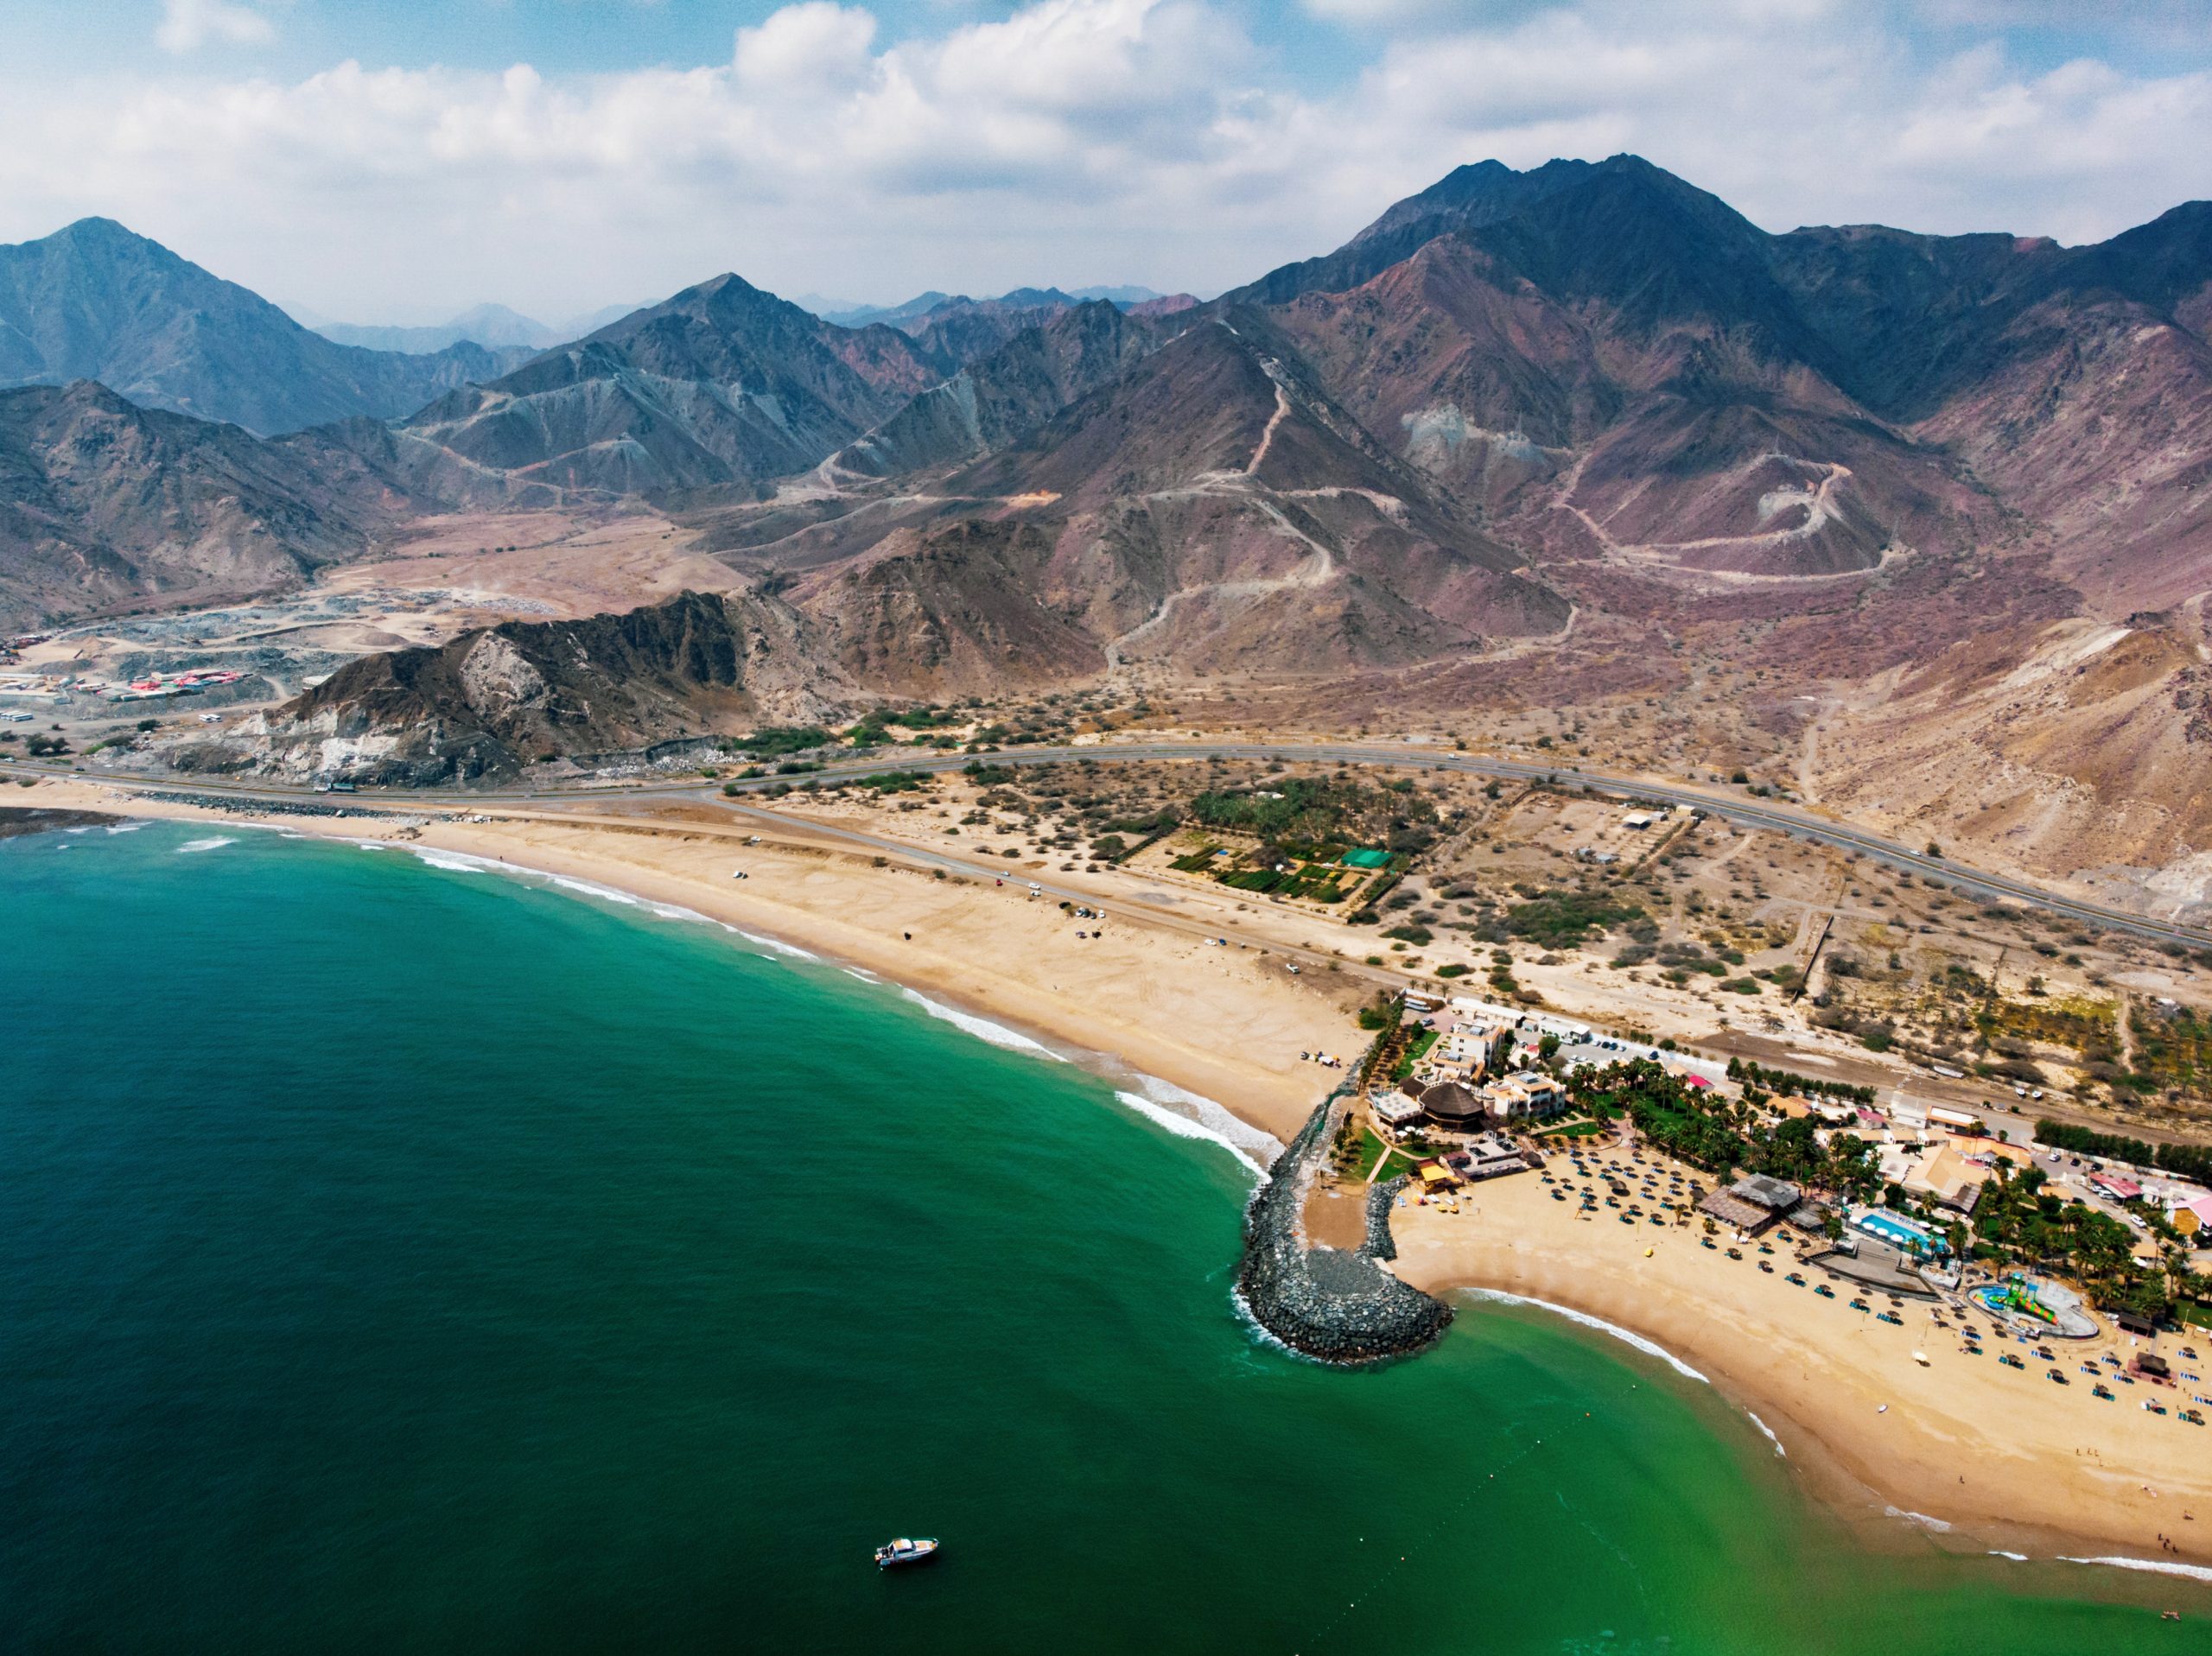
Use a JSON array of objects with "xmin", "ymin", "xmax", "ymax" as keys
[{"xmin": 1969, "ymin": 1272, "xmax": 2099, "ymax": 1339}]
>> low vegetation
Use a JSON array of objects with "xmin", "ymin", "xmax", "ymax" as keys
[{"xmin": 2033, "ymin": 1120, "xmax": 2212, "ymax": 1184}]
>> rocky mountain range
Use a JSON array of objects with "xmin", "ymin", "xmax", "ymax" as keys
[
  {"xmin": 11, "ymin": 156, "xmax": 2212, "ymax": 879},
  {"xmin": 0, "ymin": 381, "xmax": 423, "ymax": 623},
  {"xmin": 0, "ymin": 219, "xmax": 534, "ymax": 435}
]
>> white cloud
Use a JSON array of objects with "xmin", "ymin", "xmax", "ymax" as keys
[
  {"xmin": 9, "ymin": 0, "xmax": 2208, "ymax": 318},
  {"xmin": 734, "ymin": 3, "xmax": 879, "ymax": 98},
  {"xmin": 156, "ymin": 0, "xmax": 276, "ymax": 54}
]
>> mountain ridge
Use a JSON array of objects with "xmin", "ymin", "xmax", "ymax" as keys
[{"xmin": 0, "ymin": 219, "xmax": 527, "ymax": 435}]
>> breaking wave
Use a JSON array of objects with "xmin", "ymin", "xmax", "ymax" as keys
[
  {"xmin": 1459, "ymin": 1288, "xmax": 1712, "ymax": 1385},
  {"xmin": 899, "ymin": 989, "xmax": 1064, "ymax": 1059}
]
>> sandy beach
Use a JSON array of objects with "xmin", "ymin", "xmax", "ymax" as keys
[
  {"xmin": 21, "ymin": 774, "xmax": 2212, "ymax": 1578},
  {"xmin": 22, "ymin": 780, "xmax": 1357, "ymax": 1145},
  {"xmin": 1391, "ymin": 1160, "xmax": 2212, "ymax": 1570}
]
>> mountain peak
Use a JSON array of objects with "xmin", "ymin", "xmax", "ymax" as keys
[
  {"xmin": 0, "ymin": 219, "xmax": 536, "ymax": 434},
  {"xmin": 49, "ymin": 215, "xmax": 161, "ymax": 248}
]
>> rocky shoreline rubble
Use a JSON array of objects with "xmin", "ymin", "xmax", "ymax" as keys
[{"xmin": 1235, "ymin": 1092, "xmax": 1452, "ymax": 1364}]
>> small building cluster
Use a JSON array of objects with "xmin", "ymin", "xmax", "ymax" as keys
[{"xmin": 1695, "ymin": 1174, "xmax": 1802, "ymax": 1237}]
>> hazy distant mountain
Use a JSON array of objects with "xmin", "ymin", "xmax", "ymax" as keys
[
  {"xmin": 315, "ymin": 303, "xmax": 560, "ymax": 355},
  {"xmin": 0, "ymin": 219, "xmax": 523, "ymax": 435},
  {"xmin": 833, "ymin": 300, "xmax": 1177, "ymax": 478},
  {"xmin": 789, "ymin": 292, "xmax": 869, "ymax": 320},
  {"xmin": 1068, "ymin": 285, "xmax": 1166, "ymax": 306},
  {"xmin": 825, "ymin": 286, "xmax": 1174, "ymax": 330},
  {"xmin": 823, "ymin": 292, "xmax": 953, "ymax": 328}
]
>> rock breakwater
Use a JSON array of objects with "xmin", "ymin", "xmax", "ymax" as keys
[{"xmin": 1236, "ymin": 1094, "xmax": 1452, "ymax": 1364}]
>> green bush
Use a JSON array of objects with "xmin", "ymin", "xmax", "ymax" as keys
[
  {"xmin": 1504, "ymin": 890, "xmax": 1643, "ymax": 949},
  {"xmin": 741, "ymin": 726, "xmax": 833, "ymax": 757}
]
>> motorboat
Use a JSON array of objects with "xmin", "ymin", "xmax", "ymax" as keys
[{"xmin": 875, "ymin": 1538, "xmax": 940, "ymax": 1570}]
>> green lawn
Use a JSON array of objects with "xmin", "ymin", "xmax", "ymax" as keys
[
  {"xmin": 1375, "ymin": 1150, "xmax": 1420, "ymax": 1184},
  {"xmin": 1349, "ymin": 1126, "xmax": 1394, "ymax": 1182}
]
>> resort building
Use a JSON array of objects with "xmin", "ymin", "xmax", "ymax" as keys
[
  {"xmin": 1697, "ymin": 1175, "xmax": 1802, "ymax": 1236},
  {"xmin": 1373, "ymin": 1082, "xmax": 1427, "ymax": 1130},
  {"xmin": 2088, "ymin": 1171, "xmax": 2143, "ymax": 1203},
  {"xmin": 1899, "ymin": 1143, "xmax": 1993, "ymax": 1214},
  {"xmin": 1445, "ymin": 1133, "xmax": 1531, "ymax": 1183},
  {"xmin": 1482, "ymin": 1072, "xmax": 1568, "ymax": 1120},
  {"xmin": 2166, "ymin": 1193, "xmax": 2212, "ymax": 1244}
]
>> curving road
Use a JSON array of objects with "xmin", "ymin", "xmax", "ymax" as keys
[{"xmin": 5, "ymin": 739, "xmax": 2209, "ymax": 949}]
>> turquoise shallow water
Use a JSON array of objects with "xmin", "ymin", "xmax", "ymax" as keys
[{"xmin": 0, "ymin": 820, "xmax": 2205, "ymax": 1653}]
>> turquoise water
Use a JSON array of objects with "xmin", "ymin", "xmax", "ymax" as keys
[{"xmin": 0, "ymin": 821, "xmax": 2203, "ymax": 1653}]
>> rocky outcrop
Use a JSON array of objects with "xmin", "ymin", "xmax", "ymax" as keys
[
  {"xmin": 161, "ymin": 588, "xmax": 859, "ymax": 787},
  {"xmin": 1236, "ymin": 1094, "xmax": 1452, "ymax": 1364},
  {"xmin": 0, "ymin": 807, "xmax": 119, "ymax": 839}
]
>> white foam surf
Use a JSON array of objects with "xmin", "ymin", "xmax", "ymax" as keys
[
  {"xmin": 2060, "ymin": 1553, "xmax": 2212, "ymax": 1583},
  {"xmin": 1885, "ymin": 1507, "xmax": 1954, "ymax": 1533},
  {"xmin": 413, "ymin": 851, "xmax": 490, "ymax": 872},
  {"xmin": 1459, "ymin": 1288, "xmax": 1712, "ymax": 1385},
  {"xmin": 1111, "ymin": 1088, "xmax": 1273, "ymax": 1179},
  {"xmin": 734, "ymin": 928, "xmax": 817, "ymax": 961},
  {"xmin": 1746, "ymin": 1411, "xmax": 1787, "ymax": 1457},
  {"xmin": 1111, "ymin": 1075, "xmax": 1281, "ymax": 1178},
  {"xmin": 104, "ymin": 820, "xmax": 148, "ymax": 834},
  {"xmin": 175, "ymin": 836, "xmax": 236, "ymax": 854},
  {"xmin": 899, "ymin": 988, "xmax": 1065, "ymax": 1057},
  {"xmin": 1988, "ymin": 1551, "xmax": 2027, "ymax": 1562}
]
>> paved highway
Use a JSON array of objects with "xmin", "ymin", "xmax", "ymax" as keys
[{"xmin": 6, "ymin": 738, "xmax": 2209, "ymax": 949}]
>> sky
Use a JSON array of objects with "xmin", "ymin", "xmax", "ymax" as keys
[{"xmin": 3, "ymin": 0, "xmax": 2209, "ymax": 324}]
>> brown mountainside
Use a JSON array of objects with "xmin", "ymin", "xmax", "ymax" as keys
[
  {"xmin": 0, "ymin": 382, "xmax": 416, "ymax": 626},
  {"xmin": 168, "ymin": 589, "xmax": 855, "ymax": 785}
]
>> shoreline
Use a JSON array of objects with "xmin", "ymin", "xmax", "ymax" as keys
[
  {"xmin": 1449, "ymin": 1279, "xmax": 2212, "ymax": 1588},
  {"xmin": 1390, "ymin": 1169, "xmax": 2212, "ymax": 1580},
  {"xmin": 21, "ymin": 777, "xmax": 2212, "ymax": 1591},
  {"xmin": 25, "ymin": 782, "xmax": 1312, "ymax": 1167}
]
